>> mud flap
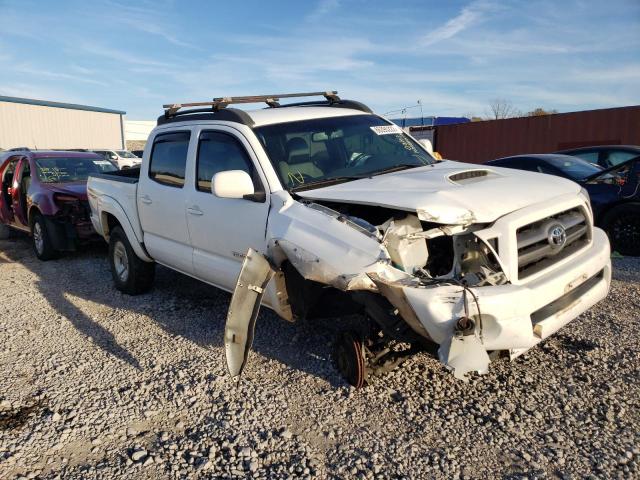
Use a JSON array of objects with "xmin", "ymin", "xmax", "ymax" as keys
[{"xmin": 224, "ymin": 248, "xmax": 275, "ymax": 377}]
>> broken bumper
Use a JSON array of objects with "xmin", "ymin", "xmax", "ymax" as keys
[{"xmin": 402, "ymin": 227, "xmax": 611, "ymax": 357}]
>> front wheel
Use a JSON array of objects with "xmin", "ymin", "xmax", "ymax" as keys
[
  {"xmin": 31, "ymin": 214, "xmax": 57, "ymax": 261},
  {"xmin": 333, "ymin": 331, "xmax": 368, "ymax": 388},
  {"xmin": 602, "ymin": 203, "xmax": 640, "ymax": 256},
  {"xmin": 108, "ymin": 226, "xmax": 155, "ymax": 294}
]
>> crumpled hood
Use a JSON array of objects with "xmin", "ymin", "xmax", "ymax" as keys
[
  {"xmin": 41, "ymin": 181, "xmax": 88, "ymax": 199},
  {"xmin": 296, "ymin": 161, "xmax": 581, "ymax": 224}
]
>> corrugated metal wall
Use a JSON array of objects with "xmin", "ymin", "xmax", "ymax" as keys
[
  {"xmin": 434, "ymin": 106, "xmax": 640, "ymax": 164},
  {"xmin": 0, "ymin": 101, "xmax": 124, "ymax": 150}
]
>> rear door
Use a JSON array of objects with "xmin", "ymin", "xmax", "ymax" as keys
[
  {"xmin": 137, "ymin": 129, "xmax": 195, "ymax": 274},
  {"xmin": 185, "ymin": 126, "xmax": 271, "ymax": 290}
]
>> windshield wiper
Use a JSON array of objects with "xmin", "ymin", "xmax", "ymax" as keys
[
  {"xmin": 290, "ymin": 175, "xmax": 365, "ymax": 192},
  {"xmin": 366, "ymin": 163, "xmax": 425, "ymax": 177},
  {"xmin": 290, "ymin": 164, "xmax": 426, "ymax": 192}
]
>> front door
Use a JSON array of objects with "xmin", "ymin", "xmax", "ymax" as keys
[
  {"xmin": 185, "ymin": 127, "xmax": 271, "ymax": 291},
  {"xmin": 137, "ymin": 129, "xmax": 195, "ymax": 275},
  {"xmin": 12, "ymin": 158, "xmax": 30, "ymax": 227},
  {"xmin": 0, "ymin": 157, "xmax": 19, "ymax": 225}
]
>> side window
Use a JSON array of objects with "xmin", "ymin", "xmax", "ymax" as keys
[
  {"xmin": 149, "ymin": 131, "xmax": 191, "ymax": 187},
  {"xmin": 196, "ymin": 131, "xmax": 256, "ymax": 193},
  {"xmin": 606, "ymin": 151, "xmax": 637, "ymax": 167},
  {"xmin": 3, "ymin": 158, "xmax": 19, "ymax": 185}
]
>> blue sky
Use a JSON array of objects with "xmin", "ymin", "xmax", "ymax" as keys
[{"xmin": 0, "ymin": 0, "xmax": 639, "ymax": 119}]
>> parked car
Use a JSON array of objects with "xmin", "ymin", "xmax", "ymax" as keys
[
  {"xmin": 91, "ymin": 149, "xmax": 142, "ymax": 170},
  {"xmin": 88, "ymin": 92, "xmax": 611, "ymax": 387},
  {"xmin": 556, "ymin": 145, "xmax": 640, "ymax": 169},
  {"xmin": 485, "ymin": 154, "xmax": 640, "ymax": 256},
  {"xmin": 131, "ymin": 150, "xmax": 144, "ymax": 158},
  {"xmin": 0, "ymin": 150, "xmax": 117, "ymax": 259}
]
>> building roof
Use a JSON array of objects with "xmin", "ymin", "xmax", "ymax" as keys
[{"xmin": 0, "ymin": 95, "xmax": 126, "ymax": 115}]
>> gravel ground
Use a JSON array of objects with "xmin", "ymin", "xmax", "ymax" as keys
[{"xmin": 0, "ymin": 233, "xmax": 638, "ymax": 479}]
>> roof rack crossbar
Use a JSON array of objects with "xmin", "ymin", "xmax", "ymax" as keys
[{"xmin": 163, "ymin": 91, "xmax": 339, "ymax": 117}]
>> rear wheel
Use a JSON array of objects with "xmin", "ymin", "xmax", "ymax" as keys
[
  {"xmin": 31, "ymin": 214, "xmax": 56, "ymax": 261},
  {"xmin": 602, "ymin": 203, "xmax": 640, "ymax": 256},
  {"xmin": 333, "ymin": 331, "xmax": 367, "ymax": 388},
  {"xmin": 108, "ymin": 226, "xmax": 155, "ymax": 294}
]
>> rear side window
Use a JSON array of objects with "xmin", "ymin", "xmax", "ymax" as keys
[
  {"xmin": 149, "ymin": 131, "xmax": 191, "ymax": 187},
  {"xmin": 606, "ymin": 151, "xmax": 637, "ymax": 167},
  {"xmin": 196, "ymin": 131, "xmax": 255, "ymax": 192}
]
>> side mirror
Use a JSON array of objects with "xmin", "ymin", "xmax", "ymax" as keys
[{"xmin": 212, "ymin": 170, "xmax": 255, "ymax": 199}]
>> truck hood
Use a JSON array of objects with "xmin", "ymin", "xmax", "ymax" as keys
[
  {"xmin": 40, "ymin": 181, "xmax": 88, "ymax": 199},
  {"xmin": 296, "ymin": 161, "xmax": 581, "ymax": 224}
]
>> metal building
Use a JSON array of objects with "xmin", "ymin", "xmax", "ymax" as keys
[{"xmin": 0, "ymin": 96, "xmax": 126, "ymax": 150}]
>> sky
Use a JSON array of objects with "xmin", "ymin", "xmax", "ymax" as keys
[{"xmin": 0, "ymin": 0, "xmax": 639, "ymax": 120}]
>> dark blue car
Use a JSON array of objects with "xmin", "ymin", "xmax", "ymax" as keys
[{"xmin": 485, "ymin": 154, "xmax": 640, "ymax": 256}]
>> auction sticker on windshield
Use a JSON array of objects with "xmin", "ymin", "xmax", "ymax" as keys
[{"xmin": 370, "ymin": 125, "xmax": 403, "ymax": 135}]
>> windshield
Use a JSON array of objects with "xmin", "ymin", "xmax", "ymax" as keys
[
  {"xmin": 34, "ymin": 157, "xmax": 116, "ymax": 183},
  {"xmin": 117, "ymin": 150, "xmax": 139, "ymax": 159},
  {"xmin": 254, "ymin": 114, "xmax": 435, "ymax": 190},
  {"xmin": 546, "ymin": 156, "xmax": 602, "ymax": 181}
]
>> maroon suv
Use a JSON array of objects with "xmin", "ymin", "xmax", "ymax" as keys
[{"xmin": 0, "ymin": 150, "xmax": 117, "ymax": 260}]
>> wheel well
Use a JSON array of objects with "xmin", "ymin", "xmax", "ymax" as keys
[
  {"xmin": 28, "ymin": 206, "xmax": 40, "ymax": 226},
  {"xmin": 103, "ymin": 212, "xmax": 121, "ymax": 237},
  {"xmin": 281, "ymin": 260, "xmax": 362, "ymax": 321}
]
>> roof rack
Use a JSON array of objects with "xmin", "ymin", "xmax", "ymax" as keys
[{"xmin": 163, "ymin": 91, "xmax": 340, "ymax": 117}]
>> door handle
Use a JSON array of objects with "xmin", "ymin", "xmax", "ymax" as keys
[
  {"xmin": 187, "ymin": 206, "xmax": 204, "ymax": 216},
  {"xmin": 140, "ymin": 195, "xmax": 152, "ymax": 205}
]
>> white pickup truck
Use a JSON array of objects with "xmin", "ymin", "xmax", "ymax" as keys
[{"xmin": 87, "ymin": 91, "xmax": 611, "ymax": 386}]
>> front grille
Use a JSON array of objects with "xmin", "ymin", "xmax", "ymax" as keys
[{"xmin": 516, "ymin": 207, "xmax": 591, "ymax": 280}]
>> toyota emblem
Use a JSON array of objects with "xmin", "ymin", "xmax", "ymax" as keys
[{"xmin": 548, "ymin": 224, "xmax": 567, "ymax": 249}]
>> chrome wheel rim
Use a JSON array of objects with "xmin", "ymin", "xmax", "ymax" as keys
[
  {"xmin": 113, "ymin": 241, "xmax": 129, "ymax": 282},
  {"xmin": 33, "ymin": 222, "xmax": 44, "ymax": 254}
]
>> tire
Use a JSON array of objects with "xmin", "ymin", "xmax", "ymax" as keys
[
  {"xmin": 108, "ymin": 226, "xmax": 155, "ymax": 294},
  {"xmin": 333, "ymin": 331, "xmax": 368, "ymax": 388},
  {"xmin": 31, "ymin": 213, "xmax": 57, "ymax": 261},
  {"xmin": 0, "ymin": 223, "xmax": 10, "ymax": 240},
  {"xmin": 602, "ymin": 203, "xmax": 640, "ymax": 256}
]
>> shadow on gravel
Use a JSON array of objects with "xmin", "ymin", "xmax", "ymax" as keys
[
  {"xmin": 1, "ymin": 234, "xmax": 344, "ymax": 386},
  {"xmin": 1, "ymin": 233, "xmax": 142, "ymax": 370},
  {"xmin": 0, "ymin": 400, "xmax": 46, "ymax": 431}
]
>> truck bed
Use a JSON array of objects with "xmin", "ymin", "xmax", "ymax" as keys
[
  {"xmin": 87, "ymin": 168, "xmax": 144, "ymax": 245},
  {"xmin": 91, "ymin": 166, "xmax": 141, "ymax": 184}
]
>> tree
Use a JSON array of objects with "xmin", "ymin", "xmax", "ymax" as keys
[
  {"xmin": 486, "ymin": 99, "xmax": 520, "ymax": 120},
  {"xmin": 526, "ymin": 107, "xmax": 558, "ymax": 117}
]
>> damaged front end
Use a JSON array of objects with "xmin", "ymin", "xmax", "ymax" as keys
[{"xmin": 225, "ymin": 191, "xmax": 611, "ymax": 384}]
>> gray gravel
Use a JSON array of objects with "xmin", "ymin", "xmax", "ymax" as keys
[{"xmin": 0, "ymin": 233, "xmax": 638, "ymax": 479}]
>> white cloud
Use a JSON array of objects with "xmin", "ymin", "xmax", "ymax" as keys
[
  {"xmin": 420, "ymin": 1, "xmax": 488, "ymax": 47},
  {"xmin": 307, "ymin": 0, "xmax": 340, "ymax": 21}
]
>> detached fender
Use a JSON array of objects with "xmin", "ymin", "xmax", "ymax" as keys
[
  {"xmin": 225, "ymin": 248, "xmax": 275, "ymax": 377},
  {"xmin": 93, "ymin": 194, "xmax": 152, "ymax": 262}
]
